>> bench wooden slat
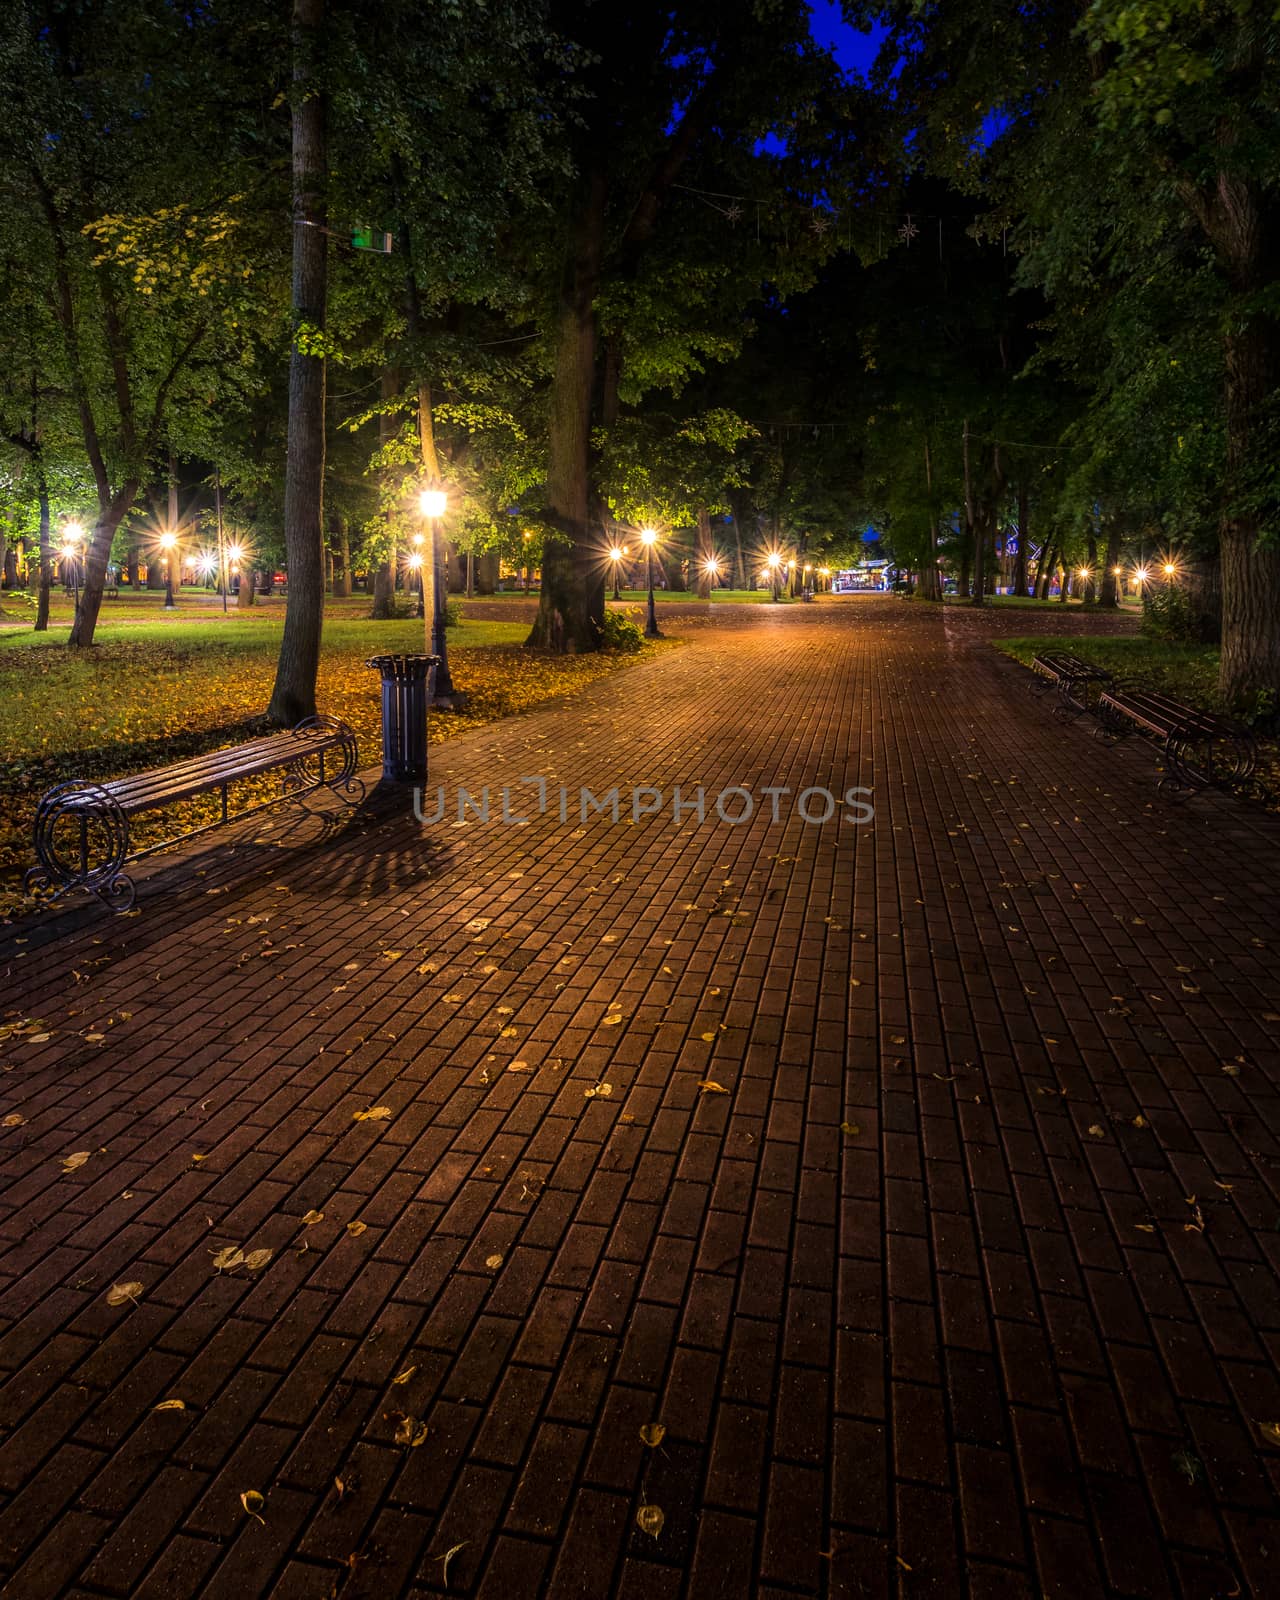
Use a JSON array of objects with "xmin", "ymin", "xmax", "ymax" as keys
[
  {"xmin": 27, "ymin": 716, "xmax": 365, "ymax": 913},
  {"xmin": 56, "ymin": 728, "xmax": 347, "ymax": 815}
]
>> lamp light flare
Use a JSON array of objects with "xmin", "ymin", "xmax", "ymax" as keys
[
  {"xmin": 419, "ymin": 488, "xmax": 448, "ymax": 518},
  {"xmin": 64, "ymin": 521, "xmax": 83, "ymax": 542},
  {"xmin": 766, "ymin": 553, "xmax": 782, "ymax": 570},
  {"xmin": 1163, "ymin": 562, "xmax": 1176, "ymax": 576},
  {"xmin": 407, "ymin": 552, "xmax": 423, "ymax": 569},
  {"xmin": 640, "ymin": 527, "xmax": 657, "ymax": 547},
  {"xmin": 609, "ymin": 547, "xmax": 623, "ymax": 562},
  {"xmin": 1135, "ymin": 566, "xmax": 1149, "ymax": 583},
  {"xmin": 228, "ymin": 543, "xmax": 244, "ymax": 564}
]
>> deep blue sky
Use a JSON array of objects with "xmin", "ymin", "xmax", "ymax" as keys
[{"xmin": 808, "ymin": 1, "xmax": 887, "ymax": 77}]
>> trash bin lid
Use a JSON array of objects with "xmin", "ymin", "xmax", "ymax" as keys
[{"xmin": 366, "ymin": 654, "xmax": 440, "ymax": 678}]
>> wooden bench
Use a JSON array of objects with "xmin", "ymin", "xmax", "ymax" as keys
[
  {"xmin": 25, "ymin": 716, "xmax": 364, "ymax": 913},
  {"xmin": 1031, "ymin": 651, "xmax": 1114, "ymax": 718},
  {"xmin": 1096, "ymin": 687, "xmax": 1256, "ymax": 800}
]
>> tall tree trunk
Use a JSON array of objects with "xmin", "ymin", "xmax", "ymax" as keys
[
  {"xmin": 268, "ymin": 0, "xmax": 327, "ymax": 726},
  {"xmin": 331, "ymin": 512, "xmax": 351, "ymax": 596},
  {"xmin": 69, "ymin": 490, "xmax": 137, "ymax": 644},
  {"xmin": 1217, "ymin": 308, "xmax": 1280, "ymax": 704},
  {"xmin": 1099, "ymin": 518, "xmax": 1122, "ymax": 608},
  {"xmin": 527, "ymin": 170, "xmax": 607, "ymax": 653},
  {"xmin": 1035, "ymin": 543, "xmax": 1054, "ymax": 600},
  {"xmin": 918, "ymin": 436, "xmax": 941, "ymax": 601},
  {"xmin": 34, "ymin": 462, "xmax": 52, "ymax": 631},
  {"xmin": 964, "ymin": 420, "xmax": 984, "ymax": 607},
  {"xmin": 1013, "ymin": 476, "xmax": 1029, "ymax": 597}
]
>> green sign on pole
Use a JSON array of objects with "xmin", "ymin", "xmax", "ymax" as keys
[{"xmin": 351, "ymin": 226, "xmax": 393, "ymax": 253}]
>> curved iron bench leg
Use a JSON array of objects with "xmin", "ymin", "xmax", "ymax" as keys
[
  {"xmin": 291, "ymin": 715, "xmax": 366, "ymax": 807},
  {"xmin": 27, "ymin": 783, "xmax": 137, "ymax": 911}
]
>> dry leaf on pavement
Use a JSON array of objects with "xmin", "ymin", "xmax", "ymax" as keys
[{"xmin": 636, "ymin": 1504, "xmax": 665, "ymax": 1539}]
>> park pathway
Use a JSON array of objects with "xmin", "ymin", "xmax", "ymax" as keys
[{"xmin": 1, "ymin": 598, "xmax": 1279, "ymax": 1599}]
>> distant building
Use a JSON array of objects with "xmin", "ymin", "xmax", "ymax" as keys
[{"xmin": 832, "ymin": 560, "xmax": 891, "ymax": 592}]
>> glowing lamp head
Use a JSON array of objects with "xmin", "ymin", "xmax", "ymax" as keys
[
  {"xmin": 640, "ymin": 527, "xmax": 657, "ymax": 547},
  {"xmin": 703, "ymin": 558, "xmax": 721, "ymax": 577},
  {"xmin": 609, "ymin": 547, "xmax": 623, "ymax": 562},
  {"xmin": 419, "ymin": 488, "xmax": 448, "ymax": 519},
  {"xmin": 64, "ymin": 521, "xmax": 83, "ymax": 543},
  {"xmin": 766, "ymin": 553, "xmax": 781, "ymax": 571},
  {"xmin": 228, "ymin": 544, "xmax": 244, "ymax": 564},
  {"xmin": 407, "ymin": 552, "xmax": 423, "ymax": 570},
  {"xmin": 1163, "ymin": 562, "xmax": 1176, "ymax": 576},
  {"xmin": 1078, "ymin": 566, "xmax": 1090, "ymax": 578},
  {"xmin": 819, "ymin": 567, "xmax": 830, "ymax": 577},
  {"xmin": 787, "ymin": 559, "xmax": 796, "ymax": 569},
  {"xmin": 1135, "ymin": 566, "xmax": 1149, "ymax": 583},
  {"xmin": 159, "ymin": 531, "xmax": 176, "ymax": 552}
]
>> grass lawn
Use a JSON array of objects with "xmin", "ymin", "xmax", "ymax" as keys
[
  {"xmin": 944, "ymin": 593, "xmax": 1142, "ymax": 610},
  {"xmin": 994, "ymin": 633, "xmax": 1221, "ymax": 704},
  {"xmin": 996, "ymin": 632, "xmax": 1279, "ymax": 800},
  {"xmin": 0, "ymin": 608, "xmax": 668, "ymax": 903},
  {"xmin": 462, "ymin": 588, "xmax": 798, "ymax": 605}
]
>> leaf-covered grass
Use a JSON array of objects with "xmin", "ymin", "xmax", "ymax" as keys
[{"xmin": 0, "ymin": 614, "xmax": 669, "ymax": 896}]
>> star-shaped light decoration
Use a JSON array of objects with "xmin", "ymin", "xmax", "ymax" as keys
[
  {"xmin": 898, "ymin": 215, "xmax": 919, "ymax": 245},
  {"xmin": 724, "ymin": 202, "xmax": 743, "ymax": 224}
]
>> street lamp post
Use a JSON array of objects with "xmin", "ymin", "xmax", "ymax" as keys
[
  {"xmin": 609, "ymin": 545, "xmax": 624, "ymax": 600},
  {"xmin": 641, "ymin": 527, "xmax": 662, "ymax": 638},
  {"xmin": 702, "ymin": 556, "xmax": 721, "ymax": 601},
  {"xmin": 408, "ymin": 552, "xmax": 425, "ymax": 617},
  {"xmin": 160, "ymin": 531, "xmax": 177, "ymax": 609},
  {"xmin": 766, "ymin": 552, "xmax": 782, "ymax": 602},
  {"xmin": 419, "ymin": 487, "xmax": 458, "ymax": 704}
]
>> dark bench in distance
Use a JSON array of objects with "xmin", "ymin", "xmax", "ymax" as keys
[{"xmin": 1031, "ymin": 651, "xmax": 1114, "ymax": 718}]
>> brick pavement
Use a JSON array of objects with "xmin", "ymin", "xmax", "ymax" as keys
[{"xmin": 1, "ymin": 596, "xmax": 1279, "ymax": 1600}]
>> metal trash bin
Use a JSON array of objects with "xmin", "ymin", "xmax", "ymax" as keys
[{"xmin": 367, "ymin": 654, "xmax": 438, "ymax": 782}]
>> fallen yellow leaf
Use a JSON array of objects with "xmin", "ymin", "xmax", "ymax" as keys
[{"xmin": 636, "ymin": 1504, "xmax": 664, "ymax": 1539}]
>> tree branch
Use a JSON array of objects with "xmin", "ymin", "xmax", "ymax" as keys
[
  {"xmin": 30, "ymin": 164, "xmax": 111, "ymax": 507},
  {"xmin": 143, "ymin": 316, "xmax": 210, "ymax": 460}
]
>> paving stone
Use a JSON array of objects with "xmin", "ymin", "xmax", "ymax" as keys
[{"xmin": 2, "ymin": 599, "xmax": 1279, "ymax": 1597}]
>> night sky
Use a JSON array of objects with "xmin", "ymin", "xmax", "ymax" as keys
[{"xmin": 808, "ymin": 1, "xmax": 886, "ymax": 77}]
